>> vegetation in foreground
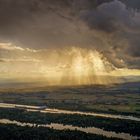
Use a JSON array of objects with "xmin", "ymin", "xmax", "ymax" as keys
[
  {"xmin": 0, "ymin": 124, "xmax": 120, "ymax": 140},
  {"xmin": 0, "ymin": 108, "xmax": 140, "ymax": 136}
]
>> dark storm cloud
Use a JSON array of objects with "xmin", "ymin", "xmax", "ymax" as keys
[
  {"xmin": 0, "ymin": 0, "xmax": 73, "ymax": 44},
  {"xmin": 0, "ymin": 0, "xmax": 115, "ymax": 42},
  {"xmin": 0, "ymin": 0, "xmax": 140, "ymax": 68},
  {"xmin": 79, "ymin": 0, "xmax": 140, "ymax": 68},
  {"xmin": 126, "ymin": 36, "xmax": 140, "ymax": 58},
  {"xmin": 0, "ymin": 0, "xmax": 111, "ymax": 48},
  {"xmin": 120, "ymin": 0, "xmax": 140, "ymax": 10},
  {"xmin": 81, "ymin": 0, "xmax": 140, "ymax": 33}
]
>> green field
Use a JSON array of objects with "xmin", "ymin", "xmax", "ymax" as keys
[{"xmin": 0, "ymin": 83, "xmax": 140, "ymax": 117}]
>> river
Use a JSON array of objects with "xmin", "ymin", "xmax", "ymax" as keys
[
  {"xmin": 0, "ymin": 103, "xmax": 140, "ymax": 121},
  {"xmin": 0, "ymin": 103, "xmax": 140, "ymax": 140},
  {"xmin": 0, "ymin": 119, "xmax": 139, "ymax": 140}
]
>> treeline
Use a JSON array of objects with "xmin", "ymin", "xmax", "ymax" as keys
[
  {"xmin": 0, "ymin": 108, "xmax": 140, "ymax": 136},
  {"xmin": 0, "ymin": 124, "xmax": 120, "ymax": 140}
]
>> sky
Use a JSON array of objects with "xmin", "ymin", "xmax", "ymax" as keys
[{"xmin": 0, "ymin": 0, "xmax": 140, "ymax": 86}]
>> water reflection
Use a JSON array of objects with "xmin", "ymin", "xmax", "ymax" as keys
[
  {"xmin": 0, "ymin": 103, "xmax": 140, "ymax": 122},
  {"xmin": 0, "ymin": 119, "xmax": 139, "ymax": 140}
]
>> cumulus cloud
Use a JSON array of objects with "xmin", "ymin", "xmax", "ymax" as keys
[
  {"xmin": 79, "ymin": 0, "xmax": 140, "ymax": 68},
  {"xmin": 0, "ymin": 42, "xmax": 40, "ymax": 53},
  {"xmin": 0, "ymin": 43, "xmax": 24, "ymax": 51}
]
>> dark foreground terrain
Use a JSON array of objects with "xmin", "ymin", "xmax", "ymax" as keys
[
  {"xmin": 0, "ymin": 124, "xmax": 120, "ymax": 140},
  {"xmin": 0, "ymin": 108, "xmax": 140, "ymax": 136},
  {"xmin": 0, "ymin": 82, "xmax": 140, "ymax": 140}
]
